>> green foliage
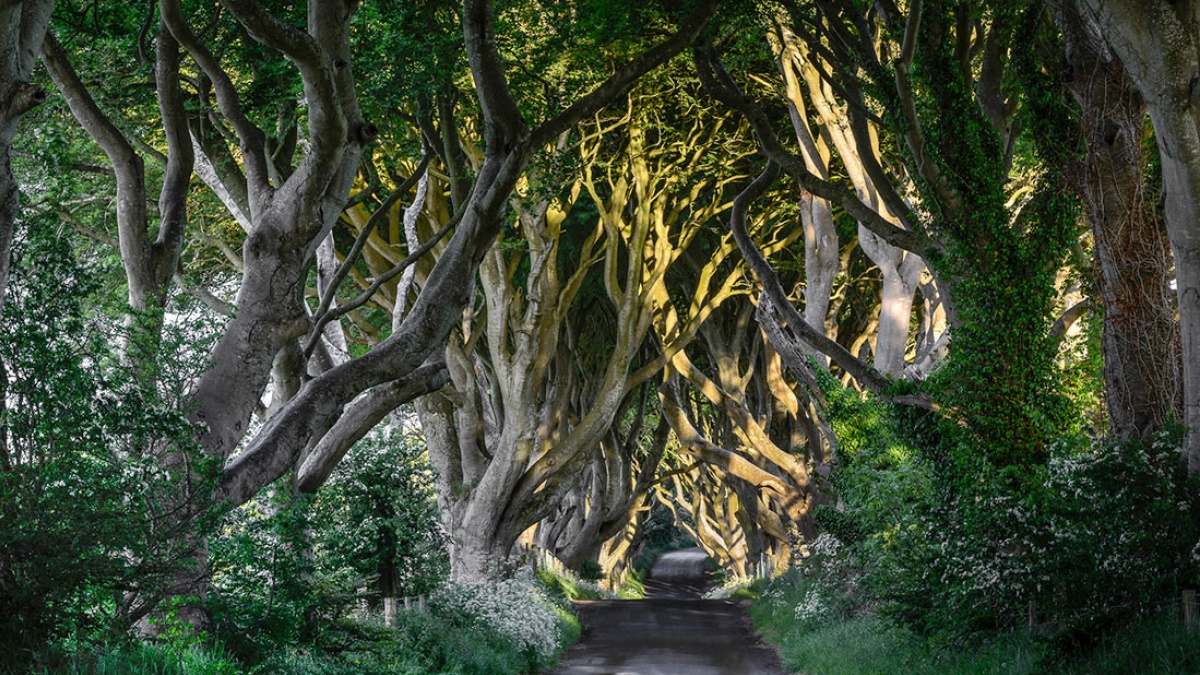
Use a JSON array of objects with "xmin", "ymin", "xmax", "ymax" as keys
[
  {"xmin": 751, "ymin": 609, "xmax": 1041, "ymax": 675},
  {"xmin": 42, "ymin": 576, "xmax": 581, "ymax": 675},
  {"xmin": 494, "ymin": 0, "xmax": 684, "ymax": 126},
  {"xmin": 355, "ymin": 0, "xmax": 464, "ymax": 104},
  {"xmin": 817, "ymin": 374, "xmax": 1200, "ymax": 652},
  {"xmin": 207, "ymin": 428, "xmax": 447, "ymax": 665},
  {"xmin": 751, "ymin": 583, "xmax": 1200, "ymax": 675},
  {"xmin": 1053, "ymin": 614, "xmax": 1200, "ymax": 675},
  {"xmin": 312, "ymin": 428, "xmax": 448, "ymax": 600},
  {"xmin": 0, "ymin": 224, "xmax": 214, "ymax": 670},
  {"xmin": 537, "ymin": 567, "xmax": 611, "ymax": 601},
  {"xmin": 207, "ymin": 489, "xmax": 326, "ymax": 663},
  {"xmin": 1032, "ymin": 430, "xmax": 1200, "ymax": 657},
  {"xmin": 196, "ymin": 452, "xmax": 562, "ymax": 675},
  {"xmin": 866, "ymin": 429, "xmax": 1200, "ymax": 647},
  {"xmin": 24, "ymin": 640, "xmax": 241, "ymax": 675},
  {"xmin": 225, "ymin": 575, "xmax": 577, "ymax": 675}
]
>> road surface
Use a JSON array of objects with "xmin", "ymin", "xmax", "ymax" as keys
[{"xmin": 544, "ymin": 548, "xmax": 786, "ymax": 675}]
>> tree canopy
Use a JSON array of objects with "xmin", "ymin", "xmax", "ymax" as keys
[{"xmin": 4, "ymin": 0, "xmax": 1200, "ymax": 671}]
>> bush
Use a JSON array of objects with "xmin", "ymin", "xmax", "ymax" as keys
[
  {"xmin": 0, "ymin": 224, "xmax": 213, "ymax": 670},
  {"xmin": 199, "ymin": 423, "xmax": 588, "ymax": 674},
  {"xmin": 207, "ymin": 489, "xmax": 328, "ymax": 663},
  {"xmin": 430, "ymin": 576, "xmax": 568, "ymax": 664},
  {"xmin": 311, "ymin": 427, "xmax": 448, "ymax": 600},
  {"xmin": 819, "ymin": 372, "xmax": 1200, "ymax": 648},
  {"xmin": 207, "ymin": 424, "xmax": 449, "ymax": 665},
  {"xmin": 249, "ymin": 574, "xmax": 579, "ymax": 675}
]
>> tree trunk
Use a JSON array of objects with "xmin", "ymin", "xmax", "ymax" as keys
[
  {"xmin": 416, "ymin": 384, "xmax": 522, "ymax": 581},
  {"xmin": 0, "ymin": 1, "xmax": 55, "ymax": 313},
  {"xmin": 1054, "ymin": 1, "xmax": 1181, "ymax": 438},
  {"xmin": 865, "ymin": 237, "xmax": 923, "ymax": 375},
  {"xmin": 1080, "ymin": 0, "xmax": 1200, "ymax": 462}
]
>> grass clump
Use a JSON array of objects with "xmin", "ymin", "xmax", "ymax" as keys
[
  {"xmin": 702, "ymin": 575, "xmax": 765, "ymax": 600},
  {"xmin": 537, "ymin": 567, "xmax": 613, "ymax": 601}
]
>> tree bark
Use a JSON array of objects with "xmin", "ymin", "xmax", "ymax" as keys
[
  {"xmin": 1079, "ymin": 0, "xmax": 1200, "ymax": 467},
  {"xmin": 0, "ymin": 0, "xmax": 55, "ymax": 313},
  {"xmin": 1057, "ymin": 1, "xmax": 1181, "ymax": 436}
]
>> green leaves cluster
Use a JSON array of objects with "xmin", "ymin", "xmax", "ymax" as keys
[
  {"xmin": 819, "ymin": 375, "xmax": 1200, "ymax": 653},
  {"xmin": 312, "ymin": 427, "xmax": 448, "ymax": 600},
  {"xmin": 207, "ymin": 425, "xmax": 447, "ymax": 666},
  {"xmin": 0, "ymin": 222, "xmax": 212, "ymax": 666}
]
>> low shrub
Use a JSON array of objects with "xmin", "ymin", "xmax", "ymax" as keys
[
  {"xmin": 430, "ymin": 576, "xmax": 569, "ymax": 665},
  {"xmin": 34, "ymin": 572, "xmax": 581, "ymax": 675}
]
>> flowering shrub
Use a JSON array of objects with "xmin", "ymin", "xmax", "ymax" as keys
[
  {"xmin": 849, "ymin": 425, "xmax": 1200, "ymax": 645},
  {"xmin": 430, "ymin": 575, "xmax": 567, "ymax": 663},
  {"xmin": 817, "ymin": 374, "xmax": 1200, "ymax": 648},
  {"xmin": 793, "ymin": 588, "xmax": 831, "ymax": 623}
]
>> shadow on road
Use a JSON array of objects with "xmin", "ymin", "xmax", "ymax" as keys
[{"xmin": 543, "ymin": 548, "xmax": 786, "ymax": 675}]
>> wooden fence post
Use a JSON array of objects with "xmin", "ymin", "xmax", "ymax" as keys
[
  {"xmin": 1183, "ymin": 590, "xmax": 1197, "ymax": 630},
  {"xmin": 418, "ymin": 594, "xmax": 427, "ymax": 613},
  {"xmin": 384, "ymin": 597, "xmax": 397, "ymax": 628}
]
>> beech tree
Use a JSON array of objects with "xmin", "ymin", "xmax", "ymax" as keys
[
  {"xmin": 1073, "ymin": 0, "xmax": 1199, "ymax": 461},
  {"xmin": 1031, "ymin": 1, "xmax": 1181, "ymax": 439},
  {"xmin": 658, "ymin": 459, "xmax": 765, "ymax": 576},
  {"xmin": 702, "ymin": 1, "xmax": 1079, "ymax": 469},
  {"xmin": 414, "ymin": 85, "xmax": 749, "ymax": 578},
  {"xmin": 770, "ymin": 25, "xmax": 931, "ymax": 376},
  {"xmin": 20, "ymin": 0, "xmax": 720, "ymax": 627},
  {"xmin": 657, "ymin": 294, "xmax": 835, "ymax": 570}
]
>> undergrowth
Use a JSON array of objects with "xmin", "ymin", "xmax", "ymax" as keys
[
  {"xmin": 751, "ymin": 572, "xmax": 1200, "ymax": 675},
  {"xmin": 20, "ymin": 574, "xmax": 579, "ymax": 675},
  {"xmin": 537, "ymin": 568, "xmax": 613, "ymax": 601}
]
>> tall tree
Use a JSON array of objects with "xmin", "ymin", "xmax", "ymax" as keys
[
  {"xmin": 27, "ymin": 0, "xmax": 719, "ymax": 624},
  {"xmin": 701, "ymin": 0, "xmax": 1078, "ymax": 469},
  {"xmin": 415, "ymin": 84, "xmax": 745, "ymax": 578},
  {"xmin": 40, "ymin": 19, "xmax": 192, "ymax": 368},
  {"xmin": 771, "ymin": 26, "xmax": 929, "ymax": 376}
]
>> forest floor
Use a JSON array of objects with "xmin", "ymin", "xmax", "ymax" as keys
[{"xmin": 544, "ymin": 548, "xmax": 787, "ymax": 675}]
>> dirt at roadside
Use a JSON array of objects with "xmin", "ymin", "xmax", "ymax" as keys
[{"xmin": 543, "ymin": 549, "xmax": 788, "ymax": 675}]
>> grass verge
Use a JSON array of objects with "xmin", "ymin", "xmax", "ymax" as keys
[{"xmin": 750, "ymin": 574, "xmax": 1200, "ymax": 675}]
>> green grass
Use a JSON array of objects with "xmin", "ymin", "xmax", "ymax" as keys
[
  {"xmin": 1055, "ymin": 614, "xmax": 1200, "ymax": 675},
  {"xmin": 536, "ymin": 568, "xmax": 612, "ymax": 601},
  {"xmin": 613, "ymin": 543, "xmax": 679, "ymax": 599},
  {"xmin": 25, "ymin": 612, "xmax": 575, "ymax": 675},
  {"xmin": 15, "ymin": 642, "xmax": 242, "ymax": 675},
  {"xmin": 758, "ymin": 616, "xmax": 1039, "ymax": 675},
  {"xmin": 750, "ymin": 575, "xmax": 1200, "ymax": 675}
]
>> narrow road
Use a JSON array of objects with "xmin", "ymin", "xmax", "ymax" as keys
[{"xmin": 544, "ymin": 548, "xmax": 786, "ymax": 675}]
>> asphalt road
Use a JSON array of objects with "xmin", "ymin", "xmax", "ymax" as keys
[{"xmin": 543, "ymin": 549, "xmax": 787, "ymax": 675}]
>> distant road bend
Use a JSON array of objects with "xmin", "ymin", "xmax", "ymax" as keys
[{"xmin": 544, "ymin": 548, "xmax": 787, "ymax": 675}]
